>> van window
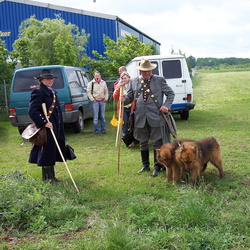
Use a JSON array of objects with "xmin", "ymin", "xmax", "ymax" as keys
[
  {"xmin": 66, "ymin": 69, "xmax": 81, "ymax": 87},
  {"xmin": 151, "ymin": 61, "xmax": 159, "ymax": 75},
  {"xmin": 69, "ymin": 80, "xmax": 81, "ymax": 96},
  {"xmin": 81, "ymin": 71, "xmax": 91, "ymax": 87},
  {"xmin": 13, "ymin": 68, "xmax": 64, "ymax": 92},
  {"xmin": 76, "ymin": 70, "xmax": 85, "ymax": 87},
  {"xmin": 162, "ymin": 60, "xmax": 182, "ymax": 79}
]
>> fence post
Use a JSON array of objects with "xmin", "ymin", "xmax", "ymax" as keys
[{"xmin": 4, "ymin": 80, "xmax": 9, "ymax": 118}]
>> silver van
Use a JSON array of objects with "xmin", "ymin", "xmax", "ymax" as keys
[
  {"xmin": 9, "ymin": 65, "xmax": 93, "ymax": 133},
  {"xmin": 126, "ymin": 55, "xmax": 195, "ymax": 120}
]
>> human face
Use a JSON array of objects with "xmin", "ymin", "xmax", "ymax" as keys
[
  {"xmin": 140, "ymin": 70, "xmax": 152, "ymax": 80},
  {"xmin": 94, "ymin": 72, "xmax": 101, "ymax": 81},
  {"xmin": 121, "ymin": 75, "xmax": 130, "ymax": 84},
  {"xmin": 41, "ymin": 78, "xmax": 54, "ymax": 88},
  {"xmin": 118, "ymin": 67, "xmax": 126, "ymax": 75}
]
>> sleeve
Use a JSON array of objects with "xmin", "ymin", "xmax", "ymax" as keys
[
  {"xmin": 104, "ymin": 82, "xmax": 109, "ymax": 101},
  {"xmin": 124, "ymin": 79, "xmax": 135, "ymax": 105},
  {"xmin": 87, "ymin": 81, "xmax": 94, "ymax": 101},
  {"xmin": 113, "ymin": 87, "xmax": 121, "ymax": 100},
  {"xmin": 162, "ymin": 78, "xmax": 175, "ymax": 109},
  {"xmin": 28, "ymin": 89, "xmax": 48, "ymax": 128}
]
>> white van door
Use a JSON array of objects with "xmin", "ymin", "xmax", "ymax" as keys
[{"xmin": 160, "ymin": 59, "xmax": 187, "ymax": 105}]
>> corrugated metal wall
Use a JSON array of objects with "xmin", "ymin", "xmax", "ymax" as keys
[
  {"xmin": 118, "ymin": 20, "xmax": 160, "ymax": 53},
  {"xmin": 0, "ymin": 0, "xmax": 160, "ymax": 57},
  {"xmin": 0, "ymin": 0, "xmax": 117, "ymax": 57}
]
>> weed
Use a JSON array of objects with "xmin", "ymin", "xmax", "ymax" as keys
[{"xmin": 0, "ymin": 70, "xmax": 249, "ymax": 248}]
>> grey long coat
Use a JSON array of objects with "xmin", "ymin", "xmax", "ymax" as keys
[{"xmin": 125, "ymin": 75, "xmax": 175, "ymax": 128}]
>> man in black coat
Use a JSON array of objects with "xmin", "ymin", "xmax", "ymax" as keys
[{"xmin": 28, "ymin": 69, "xmax": 65, "ymax": 181}]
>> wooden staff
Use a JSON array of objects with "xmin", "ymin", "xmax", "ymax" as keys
[
  {"xmin": 42, "ymin": 103, "xmax": 80, "ymax": 193},
  {"xmin": 115, "ymin": 84, "xmax": 125, "ymax": 147},
  {"xmin": 115, "ymin": 85, "xmax": 125, "ymax": 176}
]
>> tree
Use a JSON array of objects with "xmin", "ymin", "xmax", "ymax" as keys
[
  {"xmin": 89, "ymin": 34, "xmax": 158, "ymax": 77},
  {"xmin": 0, "ymin": 39, "xmax": 17, "ymax": 84},
  {"xmin": 187, "ymin": 56, "xmax": 196, "ymax": 68},
  {"xmin": 13, "ymin": 15, "xmax": 89, "ymax": 67}
]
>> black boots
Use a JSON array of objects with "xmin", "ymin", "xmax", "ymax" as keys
[
  {"xmin": 137, "ymin": 150, "xmax": 150, "ymax": 173},
  {"xmin": 137, "ymin": 150, "xmax": 164, "ymax": 177},
  {"xmin": 151, "ymin": 164, "xmax": 161, "ymax": 177},
  {"xmin": 42, "ymin": 166, "xmax": 61, "ymax": 182},
  {"xmin": 42, "ymin": 166, "xmax": 52, "ymax": 181},
  {"xmin": 151, "ymin": 150, "xmax": 163, "ymax": 177}
]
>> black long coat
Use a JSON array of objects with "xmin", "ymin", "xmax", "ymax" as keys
[{"xmin": 28, "ymin": 83, "xmax": 65, "ymax": 167}]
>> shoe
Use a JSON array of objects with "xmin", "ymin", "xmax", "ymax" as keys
[
  {"xmin": 128, "ymin": 141, "xmax": 136, "ymax": 148},
  {"xmin": 137, "ymin": 164, "xmax": 150, "ymax": 173},
  {"xmin": 151, "ymin": 169, "xmax": 159, "ymax": 177},
  {"xmin": 51, "ymin": 178, "xmax": 63, "ymax": 183},
  {"xmin": 101, "ymin": 131, "xmax": 106, "ymax": 134},
  {"xmin": 151, "ymin": 164, "xmax": 161, "ymax": 177}
]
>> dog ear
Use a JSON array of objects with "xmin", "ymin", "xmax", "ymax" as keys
[
  {"xmin": 155, "ymin": 148, "xmax": 161, "ymax": 158},
  {"xmin": 180, "ymin": 144, "xmax": 185, "ymax": 152}
]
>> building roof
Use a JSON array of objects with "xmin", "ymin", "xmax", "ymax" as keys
[{"xmin": 1, "ymin": 0, "xmax": 117, "ymax": 20}]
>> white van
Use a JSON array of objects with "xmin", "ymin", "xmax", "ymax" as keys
[{"xmin": 126, "ymin": 55, "xmax": 195, "ymax": 120}]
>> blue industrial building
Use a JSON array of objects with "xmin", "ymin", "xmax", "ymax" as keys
[{"xmin": 0, "ymin": 0, "xmax": 160, "ymax": 57}]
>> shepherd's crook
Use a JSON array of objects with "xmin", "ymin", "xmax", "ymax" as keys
[{"xmin": 42, "ymin": 103, "xmax": 80, "ymax": 193}]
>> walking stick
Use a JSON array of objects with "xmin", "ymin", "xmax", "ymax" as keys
[
  {"xmin": 115, "ymin": 85, "xmax": 124, "ymax": 176},
  {"xmin": 42, "ymin": 103, "xmax": 80, "ymax": 193}
]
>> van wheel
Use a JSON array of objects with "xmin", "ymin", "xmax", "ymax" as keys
[
  {"xmin": 180, "ymin": 110, "xmax": 189, "ymax": 120},
  {"xmin": 73, "ymin": 111, "xmax": 84, "ymax": 133}
]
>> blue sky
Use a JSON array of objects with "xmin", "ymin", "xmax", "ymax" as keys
[{"xmin": 36, "ymin": 0, "xmax": 250, "ymax": 58}]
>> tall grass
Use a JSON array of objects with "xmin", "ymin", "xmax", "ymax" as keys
[{"xmin": 0, "ymin": 70, "xmax": 249, "ymax": 249}]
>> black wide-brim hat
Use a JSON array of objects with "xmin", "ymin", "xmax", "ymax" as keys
[{"xmin": 36, "ymin": 69, "xmax": 57, "ymax": 80}]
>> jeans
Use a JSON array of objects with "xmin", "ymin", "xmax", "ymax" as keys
[{"xmin": 92, "ymin": 101, "xmax": 106, "ymax": 133}]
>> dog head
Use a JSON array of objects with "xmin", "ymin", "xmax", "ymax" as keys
[
  {"xmin": 156, "ymin": 143, "xmax": 175, "ymax": 167},
  {"xmin": 178, "ymin": 142, "xmax": 199, "ymax": 172}
]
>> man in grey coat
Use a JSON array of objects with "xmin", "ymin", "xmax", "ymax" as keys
[{"xmin": 121, "ymin": 58, "xmax": 175, "ymax": 177}]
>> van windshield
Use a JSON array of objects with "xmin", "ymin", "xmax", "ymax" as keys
[{"xmin": 13, "ymin": 68, "xmax": 64, "ymax": 92}]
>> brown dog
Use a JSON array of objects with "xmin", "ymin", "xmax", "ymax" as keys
[
  {"xmin": 175, "ymin": 137, "xmax": 224, "ymax": 184},
  {"xmin": 156, "ymin": 140, "xmax": 194, "ymax": 184}
]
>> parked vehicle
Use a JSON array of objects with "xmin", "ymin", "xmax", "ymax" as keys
[
  {"xmin": 9, "ymin": 65, "xmax": 93, "ymax": 133},
  {"xmin": 126, "ymin": 55, "xmax": 195, "ymax": 120}
]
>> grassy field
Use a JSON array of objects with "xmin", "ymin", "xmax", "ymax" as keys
[{"xmin": 0, "ymin": 70, "xmax": 249, "ymax": 249}]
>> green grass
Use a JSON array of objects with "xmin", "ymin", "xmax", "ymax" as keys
[{"xmin": 0, "ymin": 70, "xmax": 249, "ymax": 249}]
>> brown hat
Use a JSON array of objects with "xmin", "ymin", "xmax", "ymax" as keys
[
  {"xmin": 135, "ymin": 58, "xmax": 157, "ymax": 71},
  {"xmin": 36, "ymin": 69, "xmax": 57, "ymax": 80}
]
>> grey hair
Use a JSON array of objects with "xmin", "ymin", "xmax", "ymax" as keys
[{"xmin": 120, "ymin": 71, "xmax": 130, "ymax": 78}]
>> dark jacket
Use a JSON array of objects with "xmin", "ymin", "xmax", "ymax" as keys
[{"xmin": 28, "ymin": 83, "xmax": 65, "ymax": 166}]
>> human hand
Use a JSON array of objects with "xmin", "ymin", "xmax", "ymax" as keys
[
  {"xmin": 160, "ymin": 106, "xmax": 169, "ymax": 113},
  {"xmin": 45, "ymin": 121, "xmax": 53, "ymax": 129},
  {"xmin": 117, "ymin": 81, "xmax": 126, "ymax": 88}
]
